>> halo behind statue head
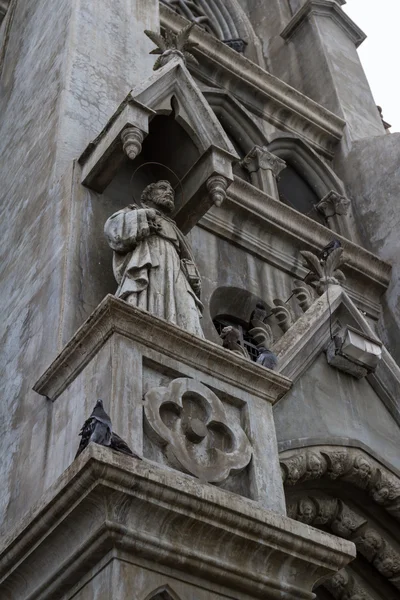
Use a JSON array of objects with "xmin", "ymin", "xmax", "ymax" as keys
[{"xmin": 129, "ymin": 161, "xmax": 184, "ymax": 207}]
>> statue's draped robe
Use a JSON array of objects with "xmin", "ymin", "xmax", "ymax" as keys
[{"xmin": 104, "ymin": 207, "xmax": 204, "ymax": 338}]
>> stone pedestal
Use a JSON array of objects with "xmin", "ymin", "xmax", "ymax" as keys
[{"xmin": 33, "ymin": 295, "xmax": 291, "ymax": 514}]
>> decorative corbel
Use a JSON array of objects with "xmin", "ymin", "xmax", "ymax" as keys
[
  {"xmin": 241, "ymin": 146, "xmax": 286, "ymax": 198},
  {"xmin": 206, "ymin": 174, "xmax": 229, "ymax": 207},
  {"xmin": 121, "ymin": 126, "xmax": 146, "ymax": 161}
]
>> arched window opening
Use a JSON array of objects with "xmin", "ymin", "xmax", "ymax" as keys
[{"xmin": 277, "ymin": 163, "xmax": 326, "ymax": 225}]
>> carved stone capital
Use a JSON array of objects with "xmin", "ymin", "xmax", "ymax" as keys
[
  {"xmin": 206, "ymin": 174, "xmax": 229, "ymax": 207},
  {"xmin": 242, "ymin": 146, "xmax": 286, "ymax": 177},
  {"xmin": 121, "ymin": 126, "xmax": 146, "ymax": 161},
  {"xmin": 144, "ymin": 378, "xmax": 252, "ymax": 483},
  {"xmin": 317, "ymin": 190, "xmax": 351, "ymax": 218}
]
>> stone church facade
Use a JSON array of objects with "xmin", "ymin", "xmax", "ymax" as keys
[{"xmin": 1, "ymin": 1, "xmax": 399, "ymax": 599}]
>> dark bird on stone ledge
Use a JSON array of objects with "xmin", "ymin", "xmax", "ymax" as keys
[
  {"xmin": 317, "ymin": 239, "xmax": 342, "ymax": 263},
  {"xmin": 256, "ymin": 347, "xmax": 278, "ymax": 370},
  {"xmin": 249, "ymin": 302, "xmax": 268, "ymax": 326},
  {"xmin": 75, "ymin": 399, "xmax": 140, "ymax": 459}
]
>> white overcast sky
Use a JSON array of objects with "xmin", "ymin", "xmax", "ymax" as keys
[{"xmin": 343, "ymin": 0, "xmax": 400, "ymax": 132}]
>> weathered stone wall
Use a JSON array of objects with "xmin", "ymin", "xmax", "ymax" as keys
[
  {"xmin": 274, "ymin": 353, "xmax": 400, "ymax": 470},
  {"xmin": 345, "ymin": 133, "xmax": 400, "ymax": 365},
  {"xmin": 0, "ymin": 0, "xmax": 159, "ymax": 532},
  {"xmin": 0, "ymin": 0, "xmax": 72, "ymax": 532}
]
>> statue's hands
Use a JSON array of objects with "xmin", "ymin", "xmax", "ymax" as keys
[{"xmin": 145, "ymin": 209, "xmax": 162, "ymax": 234}]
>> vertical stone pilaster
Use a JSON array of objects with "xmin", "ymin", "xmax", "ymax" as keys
[
  {"xmin": 281, "ymin": 0, "xmax": 384, "ymax": 143},
  {"xmin": 242, "ymin": 146, "xmax": 286, "ymax": 199}
]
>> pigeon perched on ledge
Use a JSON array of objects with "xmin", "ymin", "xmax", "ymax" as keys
[
  {"xmin": 317, "ymin": 239, "xmax": 341, "ymax": 263},
  {"xmin": 75, "ymin": 399, "xmax": 140, "ymax": 459},
  {"xmin": 256, "ymin": 347, "xmax": 278, "ymax": 371}
]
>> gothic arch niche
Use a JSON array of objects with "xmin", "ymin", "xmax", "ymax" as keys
[
  {"xmin": 281, "ymin": 446, "xmax": 400, "ymax": 600},
  {"xmin": 144, "ymin": 585, "xmax": 182, "ymax": 600},
  {"xmin": 67, "ymin": 57, "xmax": 239, "ymax": 343},
  {"xmin": 160, "ymin": 0, "xmax": 264, "ymax": 64}
]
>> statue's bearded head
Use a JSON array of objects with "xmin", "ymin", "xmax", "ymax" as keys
[{"xmin": 141, "ymin": 180, "xmax": 175, "ymax": 213}]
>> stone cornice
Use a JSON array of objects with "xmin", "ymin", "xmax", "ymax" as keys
[
  {"xmin": 282, "ymin": 0, "xmax": 366, "ymax": 48},
  {"xmin": 160, "ymin": 5, "xmax": 346, "ymax": 158},
  {"xmin": 33, "ymin": 295, "xmax": 292, "ymax": 403},
  {"xmin": 0, "ymin": 445, "xmax": 356, "ymax": 600},
  {"xmin": 226, "ymin": 178, "xmax": 391, "ymax": 293}
]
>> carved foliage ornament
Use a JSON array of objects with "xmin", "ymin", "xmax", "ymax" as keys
[
  {"xmin": 144, "ymin": 23, "xmax": 199, "ymax": 71},
  {"xmin": 144, "ymin": 378, "xmax": 252, "ymax": 483},
  {"xmin": 301, "ymin": 247, "xmax": 346, "ymax": 294}
]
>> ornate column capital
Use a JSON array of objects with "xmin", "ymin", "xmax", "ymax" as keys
[
  {"xmin": 242, "ymin": 146, "xmax": 286, "ymax": 177},
  {"xmin": 316, "ymin": 190, "xmax": 351, "ymax": 218}
]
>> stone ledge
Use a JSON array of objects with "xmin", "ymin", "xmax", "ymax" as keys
[
  {"xmin": 160, "ymin": 5, "xmax": 346, "ymax": 159},
  {"xmin": 0, "ymin": 445, "xmax": 356, "ymax": 600},
  {"xmin": 227, "ymin": 178, "xmax": 391, "ymax": 293},
  {"xmin": 33, "ymin": 295, "xmax": 292, "ymax": 402},
  {"xmin": 282, "ymin": 0, "xmax": 366, "ymax": 47}
]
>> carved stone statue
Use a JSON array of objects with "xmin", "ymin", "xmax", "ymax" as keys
[{"xmin": 104, "ymin": 180, "xmax": 204, "ymax": 337}]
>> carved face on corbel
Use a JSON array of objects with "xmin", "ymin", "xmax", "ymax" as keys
[{"xmin": 141, "ymin": 180, "xmax": 175, "ymax": 213}]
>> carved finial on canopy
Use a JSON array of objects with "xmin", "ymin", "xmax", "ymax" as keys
[
  {"xmin": 301, "ymin": 242, "xmax": 346, "ymax": 295},
  {"xmin": 144, "ymin": 23, "xmax": 199, "ymax": 70}
]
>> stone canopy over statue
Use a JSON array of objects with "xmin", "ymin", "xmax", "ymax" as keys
[{"xmin": 104, "ymin": 180, "xmax": 204, "ymax": 337}]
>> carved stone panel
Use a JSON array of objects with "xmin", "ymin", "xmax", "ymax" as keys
[{"xmin": 144, "ymin": 377, "xmax": 252, "ymax": 483}]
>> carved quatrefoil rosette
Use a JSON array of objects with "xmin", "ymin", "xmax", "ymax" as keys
[{"xmin": 144, "ymin": 378, "xmax": 252, "ymax": 483}]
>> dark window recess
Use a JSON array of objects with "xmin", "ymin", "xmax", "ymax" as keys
[
  {"xmin": 277, "ymin": 165, "xmax": 325, "ymax": 224},
  {"xmin": 214, "ymin": 318, "xmax": 260, "ymax": 362}
]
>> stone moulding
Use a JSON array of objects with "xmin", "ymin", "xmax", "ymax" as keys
[
  {"xmin": 227, "ymin": 178, "xmax": 391, "ymax": 293},
  {"xmin": 280, "ymin": 445, "xmax": 400, "ymax": 523},
  {"xmin": 160, "ymin": 5, "xmax": 345, "ymax": 159},
  {"xmin": 281, "ymin": 0, "xmax": 366, "ymax": 48},
  {"xmin": 0, "ymin": 445, "xmax": 356, "ymax": 600},
  {"xmin": 33, "ymin": 295, "xmax": 292, "ymax": 403}
]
